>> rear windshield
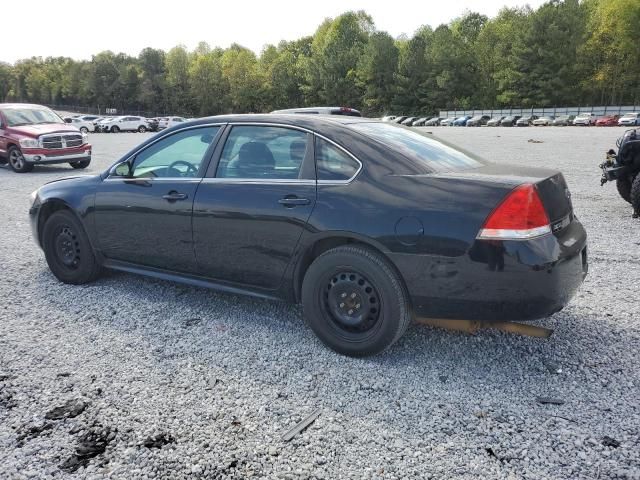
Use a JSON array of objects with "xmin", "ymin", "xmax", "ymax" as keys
[{"xmin": 350, "ymin": 122, "xmax": 483, "ymax": 173}]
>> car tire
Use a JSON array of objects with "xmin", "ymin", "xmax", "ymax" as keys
[
  {"xmin": 138, "ymin": 125, "xmax": 147, "ymax": 133},
  {"xmin": 7, "ymin": 145, "xmax": 34, "ymax": 173},
  {"xmin": 80, "ymin": 127, "xmax": 89, "ymax": 134},
  {"xmin": 111, "ymin": 126, "xmax": 120, "ymax": 133},
  {"xmin": 631, "ymin": 174, "xmax": 640, "ymax": 214},
  {"xmin": 301, "ymin": 245, "xmax": 411, "ymax": 357},
  {"xmin": 70, "ymin": 160, "xmax": 91, "ymax": 169},
  {"xmin": 42, "ymin": 210, "xmax": 102, "ymax": 285}
]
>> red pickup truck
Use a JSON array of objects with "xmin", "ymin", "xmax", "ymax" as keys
[{"xmin": 0, "ymin": 103, "xmax": 92, "ymax": 173}]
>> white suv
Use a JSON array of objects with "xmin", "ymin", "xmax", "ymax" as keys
[
  {"xmin": 65, "ymin": 117, "xmax": 95, "ymax": 133},
  {"xmin": 158, "ymin": 116, "xmax": 186, "ymax": 129},
  {"xmin": 101, "ymin": 116, "xmax": 150, "ymax": 133}
]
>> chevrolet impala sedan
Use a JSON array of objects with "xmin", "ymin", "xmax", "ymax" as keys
[{"xmin": 29, "ymin": 115, "xmax": 588, "ymax": 356}]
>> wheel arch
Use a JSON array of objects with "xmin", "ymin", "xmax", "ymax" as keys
[
  {"xmin": 292, "ymin": 233, "xmax": 408, "ymax": 305},
  {"xmin": 37, "ymin": 199, "xmax": 78, "ymax": 246}
]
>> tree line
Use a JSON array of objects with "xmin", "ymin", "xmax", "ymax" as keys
[{"xmin": 0, "ymin": 0, "xmax": 638, "ymax": 117}]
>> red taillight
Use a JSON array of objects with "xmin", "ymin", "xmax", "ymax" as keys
[{"xmin": 478, "ymin": 184, "xmax": 551, "ymax": 240}]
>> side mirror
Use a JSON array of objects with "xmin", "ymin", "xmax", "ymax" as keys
[{"xmin": 112, "ymin": 161, "xmax": 132, "ymax": 177}]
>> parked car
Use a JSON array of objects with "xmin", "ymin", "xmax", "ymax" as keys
[
  {"xmin": 500, "ymin": 115, "xmax": 521, "ymax": 127},
  {"xmin": 440, "ymin": 117, "xmax": 457, "ymax": 126},
  {"xmin": 618, "ymin": 112, "xmax": 640, "ymax": 126},
  {"xmin": 424, "ymin": 117, "xmax": 443, "ymax": 126},
  {"xmin": 573, "ymin": 113, "xmax": 596, "ymax": 126},
  {"xmin": 75, "ymin": 115, "xmax": 101, "ymax": 123},
  {"xmin": 466, "ymin": 115, "xmax": 491, "ymax": 127},
  {"xmin": 29, "ymin": 114, "xmax": 587, "ymax": 356},
  {"xmin": 158, "ymin": 116, "xmax": 187, "ymax": 130},
  {"xmin": 516, "ymin": 115, "xmax": 538, "ymax": 126},
  {"xmin": 0, "ymin": 103, "xmax": 91, "ymax": 173},
  {"xmin": 552, "ymin": 115, "xmax": 575, "ymax": 126},
  {"xmin": 145, "ymin": 117, "xmax": 160, "ymax": 132},
  {"xmin": 532, "ymin": 116, "xmax": 554, "ymax": 126},
  {"xmin": 64, "ymin": 117, "xmax": 95, "ymax": 133},
  {"xmin": 452, "ymin": 115, "xmax": 472, "ymax": 127},
  {"xmin": 381, "ymin": 116, "xmax": 397, "ymax": 122},
  {"xmin": 100, "ymin": 116, "xmax": 150, "ymax": 133},
  {"xmin": 401, "ymin": 117, "xmax": 417, "ymax": 126},
  {"xmin": 486, "ymin": 116, "xmax": 505, "ymax": 127},
  {"xmin": 271, "ymin": 107, "xmax": 362, "ymax": 117},
  {"xmin": 412, "ymin": 118, "xmax": 429, "ymax": 126},
  {"xmin": 392, "ymin": 116, "xmax": 408, "ymax": 124},
  {"xmin": 601, "ymin": 128, "xmax": 640, "ymax": 213},
  {"xmin": 94, "ymin": 117, "xmax": 114, "ymax": 132},
  {"xmin": 595, "ymin": 115, "xmax": 620, "ymax": 127}
]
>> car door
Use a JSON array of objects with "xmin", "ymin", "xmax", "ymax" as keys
[
  {"xmin": 94, "ymin": 125, "xmax": 222, "ymax": 273},
  {"xmin": 193, "ymin": 124, "xmax": 316, "ymax": 290}
]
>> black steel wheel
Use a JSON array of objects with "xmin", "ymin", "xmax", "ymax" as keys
[
  {"xmin": 70, "ymin": 160, "xmax": 91, "ymax": 169},
  {"xmin": 302, "ymin": 245, "xmax": 411, "ymax": 357},
  {"xmin": 42, "ymin": 210, "xmax": 101, "ymax": 284},
  {"xmin": 8, "ymin": 146, "xmax": 33, "ymax": 173}
]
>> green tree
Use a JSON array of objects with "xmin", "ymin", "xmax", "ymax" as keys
[{"xmin": 356, "ymin": 31, "xmax": 398, "ymax": 115}]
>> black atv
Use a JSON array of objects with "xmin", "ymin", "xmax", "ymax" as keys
[{"xmin": 601, "ymin": 128, "xmax": 640, "ymax": 217}]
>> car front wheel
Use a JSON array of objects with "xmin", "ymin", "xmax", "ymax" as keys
[
  {"xmin": 7, "ymin": 146, "xmax": 34, "ymax": 173},
  {"xmin": 80, "ymin": 127, "xmax": 89, "ymax": 134},
  {"xmin": 302, "ymin": 245, "xmax": 411, "ymax": 357},
  {"xmin": 138, "ymin": 125, "xmax": 147, "ymax": 133},
  {"xmin": 42, "ymin": 210, "xmax": 102, "ymax": 284},
  {"xmin": 111, "ymin": 126, "xmax": 120, "ymax": 133}
]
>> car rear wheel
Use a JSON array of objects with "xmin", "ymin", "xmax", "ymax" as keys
[
  {"xmin": 138, "ymin": 125, "xmax": 147, "ymax": 133},
  {"xmin": 301, "ymin": 245, "xmax": 411, "ymax": 357},
  {"xmin": 7, "ymin": 146, "xmax": 34, "ymax": 173},
  {"xmin": 80, "ymin": 127, "xmax": 89, "ymax": 134},
  {"xmin": 70, "ymin": 160, "xmax": 91, "ymax": 169},
  {"xmin": 42, "ymin": 210, "xmax": 101, "ymax": 284},
  {"xmin": 111, "ymin": 126, "xmax": 120, "ymax": 133}
]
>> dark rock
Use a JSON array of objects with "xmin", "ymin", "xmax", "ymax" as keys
[
  {"xmin": 536, "ymin": 396, "xmax": 565, "ymax": 405},
  {"xmin": 60, "ymin": 427, "xmax": 112, "ymax": 473},
  {"xmin": 183, "ymin": 317, "xmax": 201, "ymax": 327},
  {"xmin": 143, "ymin": 433, "xmax": 175, "ymax": 448},
  {"xmin": 602, "ymin": 436, "xmax": 620, "ymax": 448},
  {"xmin": 438, "ymin": 375, "xmax": 448, "ymax": 383},
  {"xmin": 56, "ymin": 372, "xmax": 72, "ymax": 378},
  {"xmin": 45, "ymin": 399, "xmax": 88, "ymax": 420},
  {"xmin": 17, "ymin": 423, "xmax": 54, "ymax": 445}
]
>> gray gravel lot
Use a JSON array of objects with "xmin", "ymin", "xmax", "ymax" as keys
[{"xmin": 1, "ymin": 127, "xmax": 639, "ymax": 479}]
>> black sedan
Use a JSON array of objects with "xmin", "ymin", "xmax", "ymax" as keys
[{"xmin": 29, "ymin": 115, "xmax": 588, "ymax": 356}]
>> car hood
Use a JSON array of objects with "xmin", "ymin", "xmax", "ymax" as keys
[{"xmin": 8, "ymin": 123, "xmax": 81, "ymax": 138}]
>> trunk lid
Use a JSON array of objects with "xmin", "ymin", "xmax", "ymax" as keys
[{"xmin": 434, "ymin": 163, "xmax": 573, "ymax": 224}]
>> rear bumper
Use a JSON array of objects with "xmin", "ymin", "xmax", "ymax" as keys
[{"xmin": 390, "ymin": 219, "xmax": 588, "ymax": 322}]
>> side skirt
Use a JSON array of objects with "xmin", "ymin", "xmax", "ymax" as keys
[{"xmin": 102, "ymin": 259, "xmax": 284, "ymax": 302}]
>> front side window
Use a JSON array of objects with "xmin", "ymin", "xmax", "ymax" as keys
[
  {"xmin": 315, "ymin": 138, "xmax": 360, "ymax": 181},
  {"xmin": 216, "ymin": 126, "xmax": 309, "ymax": 180},
  {"xmin": 125, "ymin": 126, "xmax": 219, "ymax": 178}
]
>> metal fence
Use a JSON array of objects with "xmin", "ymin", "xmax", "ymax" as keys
[
  {"xmin": 44, "ymin": 104, "xmax": 179, "ymax": 118},
  {"xmin": 438, "ymin": 105, "xmax": 640, "ymax": 118}
]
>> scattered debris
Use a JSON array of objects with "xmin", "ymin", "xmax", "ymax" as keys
[
  {"xmin": 230, "ymin": 418, "xmax": 242, "ymax": 426},
  {"xmin": 183, "ymin": 317, "xmax": 201, "ymax": 327},
  {"xmin": 485, "ymin": 447, "xmax": 520, "ymax": 462},
  {"xmin": 602, "ymin": 436, "xmax": 620, "ymax": 448},
  {"xmin": 528, "ymin": 139, "xmax": 544, "ymax": 143},
  {"xmin": 0, "ymin": 374, "xmax": 15, "ymax": 381},
  {"xmin": 543, "ymin": 360, "xmax": 562, "ymax": 374},
  {"xmin": 281, "ymin": 408, "xmax": 321, "ymax": 442},
  {"xmin": 143, "ymin": 433, "xmax": 175, "ymax": 448},
  {"xmin": 17, "ymin": 423, "xmax": 54, "ymax": 445},
  {"xmin": 536, "ymin": 396, "xmax": 565, "ymax": 405},
  {"xmin": 60, "ymin": 426, "xmax": 113, "ymax": 473},
  {"xmin": 45, "ymin": 399, "xmax": 88, "ymax": 420},
  {"xmin": 438, "ymin": 375, "xmax": 448, "ymax": 383},
  {"xmin": 56, "ymin": 372, "xmax": 72, "ymax": 378}
]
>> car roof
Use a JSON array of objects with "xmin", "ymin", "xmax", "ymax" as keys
[
  {"xmin": 0, "ymin": 103, "xmax": 50, "ymax": 109},
  {"xmin": 183, "ymin": 113, "xmax": 375, "ymax": 128}
]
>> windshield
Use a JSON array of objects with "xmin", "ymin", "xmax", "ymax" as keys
[
  {"xmin": 351, "ymin": 122, "xmax": 484, "ymax": 173},
  {"xmin": 2, "ymin": 107, "xmax": 62, "ymax": 126}
]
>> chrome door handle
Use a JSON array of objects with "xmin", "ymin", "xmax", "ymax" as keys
[{"xmin": 278, "ymin": 196, "xmax": 310, "ymax": 206}]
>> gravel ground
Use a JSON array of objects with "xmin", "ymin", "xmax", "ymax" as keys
[{"xmin": 0, "ymin": 127, "xmax": 639, "ymax": 479}]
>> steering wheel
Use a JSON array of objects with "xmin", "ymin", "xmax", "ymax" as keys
[{"xmin": 166, "ymin": 160, "xmax": 198, "ymax": 177}]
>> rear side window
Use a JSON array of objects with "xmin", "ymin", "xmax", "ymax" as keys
[
  {"xmin": 350, "ymin": 122, "xmax": 483, "ymax": 173},
  {"xmin": 315, "ymin": 138, "xmax": 360, "ymax": 181},
  {"xmin": 216, "ymin": 126, "xmax": 309, "ymax": 180}
]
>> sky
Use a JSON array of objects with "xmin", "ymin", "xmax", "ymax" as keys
[{"xmin": 4, "ymin": 0, "xmax": 546, "ymax": 64}]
